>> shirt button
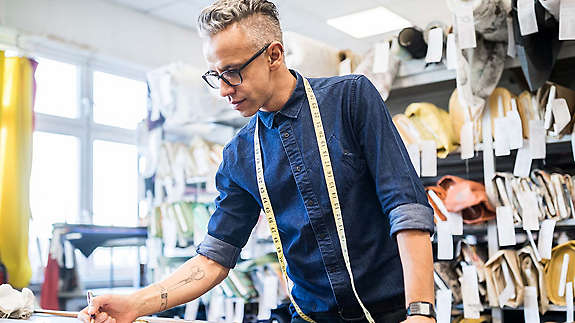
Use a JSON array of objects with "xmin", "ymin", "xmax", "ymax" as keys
[
  {"xmin": 295, "ymin": 166, "xmax": 301, "ymax": 172},
  {"xmin": 282, "ymin": 132, "xmax": 290, "ymax": 138},
  {"xmin": 306, "ymin": 200, "xmax": 314, "ymax": 207}
]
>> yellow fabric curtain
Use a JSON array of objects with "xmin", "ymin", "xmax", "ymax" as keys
[{"xmin": 0, "ymin": 51, "xmax": 35, "ymax": 288}]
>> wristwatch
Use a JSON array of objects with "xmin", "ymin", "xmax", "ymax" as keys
[{"xmin": 406, "ymin": 302, "xmax": 436, "ymax": 319}]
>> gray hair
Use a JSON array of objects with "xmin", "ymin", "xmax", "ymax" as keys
[{"xmin": 197, "ymin": 0, "xmax": 283, "ymax": 49}]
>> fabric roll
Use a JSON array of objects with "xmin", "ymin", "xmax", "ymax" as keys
[
  {"xmin": 544, "ymin": 241, "xmax": 575, "ymax": 305},
  {"xmin": 437, "ymin": 175, "xmax": 496, "ymax": 224},
  {"xmin": 284, "ymin": 31, "xmax": 341, "ymax": 78},
  {"xmin": 449, "ymin": 89, "xmax": 482, "ymax": 143},
  {"xmin": 353, "ymin": 38, "xmax": 401, "ymax": 101},
  {"xmin": 405, "ymin": 102, "xmax": 458, "ymax": 158},
  {"xmin": 484, "ymin": 249, "xmax": 525, "ymax": 308}
]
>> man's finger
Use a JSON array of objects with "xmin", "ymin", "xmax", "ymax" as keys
[
  {"xmin": 77, "ymin": 310, "xmax": 90, "ymax": 322},
  {"xmin": 96, "ymin": 311, "xmax": 109, "ymax": 323}
]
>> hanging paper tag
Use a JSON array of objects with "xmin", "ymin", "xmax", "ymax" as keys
[
  {"xmin": 436, "ymin": 289, "xmax": 452, "ymax": 323},
  {"xmin": 494, "ymin": 117, "xmax": 511, "ymax": 156},
  {"xmin": 499, "ymin": 261, "xmax": 516, "ymax": 306},
  {"xmin": 572, "ymin": 126, "xmax": 575, "ymax": 163},
  {"xmin": 338, "ymin": 58, "xmax": 352, "ymax": 76},
  {"xmin": 560, "ymin": 0, "xmax": 575, "ymax": 40},
  {"xmin": 513, "ymin": 146, "xmax": 532, "ymax": 177},
  {"xmin": 456, "ymin": 4, "xmax": 477, "ymax": 49},
  {"xmin": 437, "ymin": 220, "xmax": 454, "ymax": 260},
  {"xmin": 523, "ymin": 286, "xmax": 540, "ymax": 323},
  {"xmin": 568, "ymin": 281, "xmax": 574, "ymax": 323},
  {"xmin": 446, "ymin": 33, "xmax": 457, "ymax": 70},
  {"xmin": 527, "ymin": 230, "xmax": 543, "ymax": 262},
  {"xmin": 225, "ymin": 298, "xmax": 234, "ymax": 323},
  {"xmin": 518, "ymin": 0, "xmax": 539, "ymax": 36},
  {"xmin": 519, "ymin": 191, "xmax": 540, "ymax": 230},
  {"xmin": 529, "ymin": 119, "xmax": 546, "ymax": 159},
  {"xmin": 507, "ymin": 17, "xmax": 517, "ymax": 57},
  {"xmin": 460, "ymin": 121, "xmax": 475, "ymax": 159},
  {"xmin": 421, "ymin": 140, "xmax": 437, "ymax": 177},
  {"xmin": 373, "ymin": 41, "xmax": 390, "ymax": 73},
  {"xmin": 406, "ymin": 143, "xmax": 421, "ymax": 177},
  {"xmin": 461, "ymin": 264, "xmax": 482, "ymax": 319},
  {"xmin": 428, "ymin": 190, "xmax": 463, "ymax": 235},
  {"xmin": 507, "ymin": 99, "xmax": 524, "ymax": 150},
  {"xmin": 552, "ymin": 98, "xmax": 571, "ymax": 134},
  {"xmin": 497, "ymin": 206, "xmax": 517, "ymax": 246},
  {"xmin": 538, "ymin": 219, "xmax": 556, "ymax": 260},
  {"xmin": 544, "ymin": 86, "xmax": 556, "ymax": 130},
  {"xmin": 425, "ymin": 27, "xmax": 444, "ymax": 63},
  {"xmin": 233, "ymin": 299, "xmax": 245, "ymax": 323},
  {"xmin": 559, "ymin": 253, "xmax": 570, "ymax": 297}
]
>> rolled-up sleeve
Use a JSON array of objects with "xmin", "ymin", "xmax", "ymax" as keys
[
  {"xmin": 196, "ymin": 146, "xmax": 261, "ymax": 268},
  {"xmin": 351, "ymin": 75, "xmax": 434, "ymax": 236}
]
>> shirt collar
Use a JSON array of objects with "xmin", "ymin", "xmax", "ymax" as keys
[{"xmin": 257, "ymin": 69, "xmax": 305, "ymax": 129}]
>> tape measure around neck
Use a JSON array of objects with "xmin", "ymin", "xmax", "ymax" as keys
[{"xmin": 253, "ymin": 78, "xmax": 374, "ymax": 323}]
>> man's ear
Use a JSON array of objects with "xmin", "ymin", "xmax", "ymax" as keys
[{"xmin": 268, "ymin": 41, "xmax": 284, "ymax": 71}]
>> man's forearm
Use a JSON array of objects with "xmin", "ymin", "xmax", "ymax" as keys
[
  {"xmin": 131, "ymin": 254, "xmax": 229, "ymax": 317},
  {"xmin": 396, "ymin": 229, "xmax": 435, "ymax": 307}
]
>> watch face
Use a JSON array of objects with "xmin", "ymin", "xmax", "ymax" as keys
[{"xmin": 409, "ymin": 302, "xmax": 432, "ymax": 315}]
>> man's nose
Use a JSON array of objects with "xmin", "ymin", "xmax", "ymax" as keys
[{"xmin": 219, "ymin": 80, "xmax": 235, "ymax": 97}]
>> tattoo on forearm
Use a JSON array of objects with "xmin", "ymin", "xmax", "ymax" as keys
[{"xmin": 157, "ymin": 266, "xmax": 206, "ymax": 311}]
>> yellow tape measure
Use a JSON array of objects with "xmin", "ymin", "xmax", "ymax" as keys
[{"xmin": 254, "ymin": 78, "xmax": 374, "ymax": 323}]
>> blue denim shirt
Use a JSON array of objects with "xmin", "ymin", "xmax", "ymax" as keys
[{"xmin": 197, "ymin": 70, "xmax": 434, "ymax": 314}]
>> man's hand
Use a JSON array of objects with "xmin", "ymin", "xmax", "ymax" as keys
[
  {"xmin": 402, "ymin": 316, "xmax": 436, "ymax": 323},
  {"xmin": 77, "ymin": 294, "xmax": 139, "ymax": 323}
]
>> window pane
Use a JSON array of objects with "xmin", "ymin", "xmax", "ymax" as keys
[
  {"xmin": 30, "ymin": 132, "xmax": 80, "ymax": 237},
  {"xmin": 93, "ymin": 71, "xmax": 147, "ymax": 129},
  {"xmin": 93, "ymin": 140, "xmax": 138, "ymax": 226},
  {"xmin": 34, "ymin": 58, "xmax": 78, "ymax": 118}
]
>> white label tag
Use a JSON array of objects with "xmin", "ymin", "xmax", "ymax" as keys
[
  {"xmin": 572, "ymin": 126, "xmax": 575, "ymax": 163},
  {"xmin": 497, "ymin": 206, "xmax": 517, "ymax": 246},
  {"xmin": 560, "ymin": 0, "xmax": 575, "ymax": 40},
  {"xmin": 523, "ymin": 286, "xmax": 540, "ymax": 323},
  {"xmin": 508, "ymin": 99, "xmax": 524, "ymax": 150},
  {"xmin": 529, "ymin": 119, "xmax": 546, "ymax": 159},
  {"xmin": 456, "ymin": 5, "xmax": 477, "ymax": 49},
  {"xmin": 436, "ymin": 289, "xmax": 452, "ymax": 323},
  {"xmin": 507, "ymin": 17, "xmax": 517, "ymax": 57},
  {"xmin": 421, "ymin": 140, "xmax": 437, "ymax": 177},
  {"xmin": 518, "ymin": 0, "xmax": 539, "ymax": 36},
  {"xmin": 460, "ymin": 121, "xmax": 475, "ymax": 159},
  {"xmin": 437, "ymin": 220, "xmax": 454, "ymax": 260},
  {"xmin": 552, "ymin": 98, "xmax": 571, "ymax": 134},
  {"xmin": 544, "ymin": 86, "xmax": 557, "ymax": 130},
  {"xmin": 514, "ymin": 146, "xmax": 532, "ymax": 177},
  {"xmin": 568, "ymin": 281, "xmax": 574, "ymax": 322},
  {"xmin": 519, "ymin": 191, "xmax": 540, "ymax": 230},
  {"xmin": 428, "ymin": 189, "xmax": 463, "ymax": 235},
  {"xmin": 233, "ymin": 299, "xmax": 245, "ymax": 323},
  {"xmin": 406, "ymin": 143, "xmax": 421, "ymax": 177},
  {"xmin": 499, "ymin": 261, "xmax": 517, "ymax": 306},
  {"xmin": 495, "ymin": 117, "xmax": 511, "ymax": 156},
  {"xmin": 426, "ymin": 27, "xmax": 444, "ymax": 63},
  {"xmin": 461, "ymin": 264, "xmax": 482, "ymax": 319},
  {"xmin": 373, "ymin": 41, "xmax": 390, "ymax": 73},
  {"xmin": 225, "ymin": 298, "xmax": 234, "ymax": 323},
  {"xmin": 538, "ymin": 219, "xmax": 556, "ymax": 260},
  {"xmin": 446, "ymin": 33, "xmax": 457, "ymax": 70},
  {"xmin": 559, "ymin": 253, "xmax": 571, "ymax": 297},
  {"xmin": 338, "ymin": 58, "xmax": 352, "ymax": 76}
]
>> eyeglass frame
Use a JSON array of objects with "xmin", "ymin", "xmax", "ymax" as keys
[{"xmin": 202, "ymin": 42, "xmax": 272, "ymax": 89}]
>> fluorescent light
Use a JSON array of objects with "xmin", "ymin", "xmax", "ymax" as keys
[{"xmin": 326, "ymin": 7, "xmax": 412, "ymax": 39}]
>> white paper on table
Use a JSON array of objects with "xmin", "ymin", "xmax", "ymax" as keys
[
  {"xmin": 420, "ymin": 140, "xmax": 437, "ymax": 177},
  {"xmin": 425, "ymin": 27, "xmax": 443, "ymax": 63},
  {"xmin": 567, "ymin": 282, "xmax": 574, "ymax": 322},
  {"xmin": 507, "ymin": 17, "xmax": 517, "ymax": 57},
  {"xmin": 514, "ymin": 146, "xmax": 533, "ymax": 178},
  {"xmin": 446, "ymin": 33, "xmax": 457, "ymax": 70},
  {"xmin": 538, "ymin": 219, "xmax": 556, "ymax": 260},
  {"xmin": 406, "ymin": 143, "xmax": 421, "ymax": 177},
  {"xmin": 507, "ymin": 99, "xmax": 524, "ymax": 150},
  {"xmin": 461, "ymin": 264, "xmax": 482, "ymax": 319},
  {"xmin": 552, "ymin": 98, "xmax": 571, "ymax": 134},
  {"xmin": 494, "ymin": 117, "xmax": 511, "ymax": 156},
  {"xmin": 497, "ymin": 206, "xmax": 517, "ymax": 246},
  {"xmin": 436, "ymin": 289, "xmax": 452, "ymax": 323},
  {"xmin": 519, "ymin": 191, "xmax": 540, "ymax": 230},
  {"xmin": 559, "ymin": 254, "xmax": 571, "ymax": 297},
  {"xmin": 460, "ymin": 121, "xmax": 475, "ymax": 159},
  {"xmin": 523, "ymin": 286, "xmax": 540, "ymax": 323},
  {"xmin": 529, "ymin": 119, "xmax": 546, "ymax": 159},
  {"xmin": 518, "ymin": 0, "xmax": 539, "ymax": 35},
  {"xmin": 437, "ymin": 220, "xmax": 454, "ymax": 260},
  {"xmin": 559, "ymin": 0, "xmax": 575, "ymax": 40},
  {"xmin": 373, "ymin": 41, "xmax": 390, "ymax": 73},
  {"xmin": 456, "ymin": 4, "xmax": 477, "ymax": 49}
]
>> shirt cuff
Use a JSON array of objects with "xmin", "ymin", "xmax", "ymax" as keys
[
  {"xmin": 389, "ymin": 203, "xmax": 435, "ymax": 237},
  {"xmin": 196, "ymin": 234, "xmax": 242, "ymax": 269}
]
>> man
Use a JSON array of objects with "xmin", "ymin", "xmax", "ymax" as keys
[{"xmin": 78, "ymin": 1, "xmax": 436, "ymax": 322}]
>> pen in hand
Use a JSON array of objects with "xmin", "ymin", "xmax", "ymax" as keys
[{"xmin": 86, "ymin": 290, "xmax": 96, "ymax": 323}]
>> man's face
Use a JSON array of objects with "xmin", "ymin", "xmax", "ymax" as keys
[{"xmin": 203, "ymin": 23, "xmax": 272, "ymax": 117}]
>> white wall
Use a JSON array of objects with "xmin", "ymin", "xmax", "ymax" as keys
[{"xmin": 1, "ymin": 0, "xmax": 206, "ymax": 72}]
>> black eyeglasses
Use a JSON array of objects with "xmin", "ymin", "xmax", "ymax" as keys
[{"xmin": 202, "ymin": 43, "xmax": 271, "ymax": 89}]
